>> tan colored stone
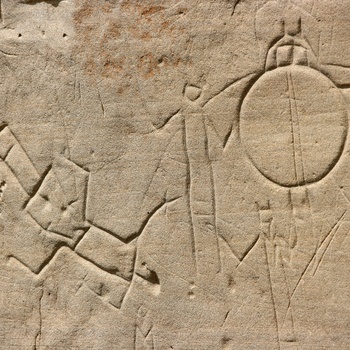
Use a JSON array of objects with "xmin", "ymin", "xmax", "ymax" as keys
[{"xmin": 2, "ymin": 0, "xmax": 350, "ymax": 349}]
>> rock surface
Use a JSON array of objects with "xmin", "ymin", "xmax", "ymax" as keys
[{"xmin": 2, "ymin": 0, "xmax": 350, "ymax": 349}]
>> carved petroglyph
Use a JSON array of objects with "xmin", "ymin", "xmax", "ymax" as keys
[
  {"xmin": 240, "ymin": 65, "xmax": 348, "ymax": 187},
  {"xmin": 3, "ymin": 0, "xmax": 350, "ymax": 349},
  {"xmin": 0, "ymin": 180, "xmax": 5, "ymax": 200},
  {"xmin": 0, "ymin": 125, "xmax": 40, "ymax": 194},
  {"xmin": 26, "ymin": 156, "xmax": 89, "ymax": 240},
  {"xmin": 75, "ymin": 225, "xmax": 136, "ymax": 281},
  {"xmin": 240, "ymin": 27, "xmax": 348, "ymax": 188},
  {"xmin": 1, "ymin": 125, "xmax": 136, "ymax": 313},
  {"xmin": 135, "ymin": 306, "xmax": 155, "ymax": 350}
]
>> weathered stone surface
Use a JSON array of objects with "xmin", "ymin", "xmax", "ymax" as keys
[{"xmin": 2, "ymin": 0, "xmax": 350, "ymax": 349}]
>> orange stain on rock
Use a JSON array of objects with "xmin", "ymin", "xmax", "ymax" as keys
[
  {"xmin": 73, "ymin": 1, "xmax": 189, "ymax": 79},
  {"xmin": 140, "ymin": 6, "xmax": 165, "ymax": 17}
]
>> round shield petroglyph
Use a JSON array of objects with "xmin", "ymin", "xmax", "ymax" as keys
[{"xmin": 239, "ymin": 65, "xmax": 348, "ymax": 187}]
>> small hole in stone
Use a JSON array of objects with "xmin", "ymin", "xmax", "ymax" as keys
[
  {"xmin": 63, "ymin": 33, "xmax": 67, "ymax": 38},
  {"xmin": 18, "ymin": 33, "xmax": 22, "ymax": 38}
]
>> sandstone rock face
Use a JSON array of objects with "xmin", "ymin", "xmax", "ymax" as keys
[{"xmin": 2, "ymin": 0, "xmax": 350, "ymax": 349}]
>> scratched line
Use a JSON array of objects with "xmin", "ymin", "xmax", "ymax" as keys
[
  {"xmin": 290, "ymin": 210, "xmax": 347, "ymax": 300},
  {"xmin": 286, "ymin": 71, "xmax": 300, "ymax": 185},
  {"xmin": 204, "ymin": 118, "xmax": 221, "ymax": 272},
  {"xmin": 264, "ymin": 239, "xmax": 281, "ymax": 350},
  {"xmin": 289, "ymin": 69, "xmax": 306, "ymax": 184},
  {"xmin": 183, "ymin": 117, "xmax": 197, "ymax": 271},
  {"xmin": 312, "ymin": 221, "xmax": 342, "ymax": 277}
]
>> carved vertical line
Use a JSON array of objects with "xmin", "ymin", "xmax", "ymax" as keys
[
  {"xmin": 183, "ymin": 116, "xmax": 198, "ymax": 273},
  {"xmin": 0, "ymin": 0, "xmax": 3, "ymax": 24},
  {"xmin": 185, "ymin": 110, "xmax": 221, "ymax": 276},
  {"xmin": 289, "ymin": 69, "xmax": 306, "ymax": 184},
  {"xmin": 34, "ymin": 287, "xmax": 44, "ymax": 350},
  {"xmin": 204, "ymin": 118, "xmax": 222, "ymax": 273},
  {"xmin": 264, "ymin": 237, "xmax": 281, "ymax": 350},
  {"xmin": 286, "ymin": 71, "xmax": 299, "ymax": 185}
]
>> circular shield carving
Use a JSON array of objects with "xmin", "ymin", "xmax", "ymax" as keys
[{"xmin": 240, "ymin": 66, "xmax": 348, "ymax": 187}]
